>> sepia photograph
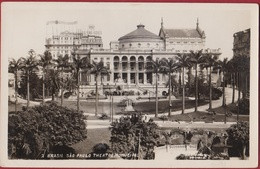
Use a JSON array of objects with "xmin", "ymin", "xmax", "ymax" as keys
[{"xmin": 0, "ymin": 2, "xmax": 258, "ymax": 168}]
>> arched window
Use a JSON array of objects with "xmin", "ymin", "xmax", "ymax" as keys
[
  {"xmin": 113, "ymin": 56, "xmax": 119, "ymax": 71},
  {"xmin": 138, "ymin": 43, "xmax": 141, "ymax": 48},
  {"xmin": 122, "ymin": 56, "xmax": 128, "ymax": 71},
  {"xmin": 130, "ymin": 56, "xmax": 136, "ymax": 71},
  {"xmin": 138, "ymin": 56, "xmax": 144, "ymax": 71}
]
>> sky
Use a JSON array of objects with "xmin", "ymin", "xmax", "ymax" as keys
[{"xmin": 1, "ymin": 2, "xmax": 255, "ymax": 61}]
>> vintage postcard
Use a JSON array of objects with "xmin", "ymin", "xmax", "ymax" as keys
[{"xmin": 0, "ymin": 2, "xmax": 258, "ymax": 168}]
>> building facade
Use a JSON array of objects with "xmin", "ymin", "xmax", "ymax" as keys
[
  {"xmin": 233, "ymin": 29, "xmax": 250, "ymax": 98},
  {"xmin": 45, "ymin": 25, "xmax": 103, "ymax": 60},
  {"xmin": 233, "ymin": 29, "xmax": 250, "ymax": 58},
  {"xmin": 45, "ymin": 20, "xmax": 221, "ymax": 96}
]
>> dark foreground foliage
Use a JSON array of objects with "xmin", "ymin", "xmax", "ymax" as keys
[
  {"xmin": 8, "ymin": 103, "xmax": 87, "ymax": 159},
  {"xmin": 226, "ymin": 121, "xmax": 249, "ymax": 159},
  {"xmin": 110, "ymin": 114, "xmax": 160, "ymax": 160}
]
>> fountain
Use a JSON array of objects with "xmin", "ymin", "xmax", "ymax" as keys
[{"xmin": 124, "ymin": 98, "xmax": 135, "ymax": 112}]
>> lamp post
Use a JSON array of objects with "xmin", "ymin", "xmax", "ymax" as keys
[{"xmin": 109, "ymin": 85, "xmax": 114, "ymax": 123}]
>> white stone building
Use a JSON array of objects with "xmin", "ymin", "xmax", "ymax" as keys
[{"xmin": 45, "ymin": 20, "xmax": 221, "ymax": 96}]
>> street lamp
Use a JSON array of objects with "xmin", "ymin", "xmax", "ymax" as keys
[{"xmin": 109, "ymin": 85, "xmax": 114, "ymax": 123}]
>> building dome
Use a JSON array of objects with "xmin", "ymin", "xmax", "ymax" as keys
[
  {"xmin": 119, "ymin": 24, "xmax": 161, "ymax": 41},
  {"xmin": 118, "ymin": 24, "xmax": 163, "ymax": 50}
]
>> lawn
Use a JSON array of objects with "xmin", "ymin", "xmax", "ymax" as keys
[
  {"xmin": 72, "ymin": 128, "xmax": 111, "ymax": 154},
  {"xmin": 132, "ymin": 99, "xmax": 208, "ymax": 115},
  {"xmin": 154, "ymin": 111, "xmax": 249, "ymax": 123},
  {"xmin": 211, "ymin": 103, "xmax": 237, "ymax": 115}
]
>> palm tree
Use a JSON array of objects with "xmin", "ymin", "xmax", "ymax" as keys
[
  {"xmin": 8, "ymin": 58, "xmax": 23, "ymax": 112},
  {"xmin": 216, "ymin": 58, "xmax": 229, "ymax": 106},
  {"xmin": 235, "ymin": 54, "xmax": 250, "ymax": 99},
  {"xmin": 232, "ymin": 54, "xmax": 250, "ymax": 122},
  {"xmin": 189, "ymin": 49, "xmax": 203, "ymax": 112},
  {"xmin": 20, "ymin": 49, "xmax": 38, "ymax": 108},
  {"xmin": 54, "ymin": 54, "xmax": 70, "ymax": 106},
  {"xmin": 39, "ymin": 51, "xmax": 52, "ymax": 104},
  {"xmin": 146, "ymin": 58, "xmax": 163, "ymax": 118},
  {"xmin": 160, "ymin": 58, "xmax": 178, "ymax": 117},
  {"xmin": 45, "ymin": 69, "xmax": 60, "ymax": 101},
  {"xmin": 71, "ymin": 53, "xmax": 91, "ymax": 112},
  {"xmin": 176, "ymin": 54, "xmax": 191, "ymax": 114},
  {"xmin": 91, "ymin": 60, "xmax": 110, "ymax": 116},
  {"xmin": 227, "ymin": 58, "xmax": 236, "ymax": 104},
  {"xmin": 201, "ymin": 53, "xmax": 219, "ymax": 110}
]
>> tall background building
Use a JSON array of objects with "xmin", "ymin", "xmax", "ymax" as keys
[{"xmin": 233, "ymin": 29, "xmax": 250, "ymax": 98}]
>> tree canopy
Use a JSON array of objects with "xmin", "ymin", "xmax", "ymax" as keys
[
  {"xmin": 110, "ymin": 114, "xmax": 159, "ymax": 159},
  {"xmin": 8, "ymin": 103, "xmax": 87, "ymax": 159}
]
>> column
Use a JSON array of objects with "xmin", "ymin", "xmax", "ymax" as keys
[
  {"xmin": 79, "ymin": 71, "xmax": 82, "ymax": 83},
  {"xmin": 158, "ymin": 74, "xmax": 162, "ymax": 85},
  {"xmin": 152, "ymin": 74, "xmax": 156, "ymax": 85},
  {"xmin": 111, "ymin": 71, "xmax": 114, "ymax": 84},
  {"xmin": 127, "ymin": 72, "xmax": 131, "ymax": 85},
  {"xmin": 91, "ymin": 74, "xmax": 95, "ymax": 85},
  {"xmin": 144, "ymin": 73, "xmax": 147, "ymax": 84},
  {"xmin": 119, "ymin": 61, "xmax": 122, "ymax": 78},
  {"xmin": 136, "ymin": 61, "xmax": 139, "ymax": 85}
]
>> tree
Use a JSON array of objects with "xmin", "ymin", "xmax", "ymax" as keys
[
  {"xmin": 39, "ymin": 51, "xmax": 53, "ymax": 104},
  {"xmin": 165, "ymin": 74, "xmax": 178, "ymax": 96},
  {"xmin": 54, "ymin": 54, "xmax": 70, "ymax": 106},
  {"xmin": 146, "ymin": 58, "xmax": 164, "ymax": 117},
  {"xmin": 71, "ymin": 53, "xmax": 91, "ymax": 112},
  {"xmin": 64, "ymin": 75, "xmax": 77, "ymax": 93},
  {"xmin": 45, "ymin": 69, "xmax": 60, "ymax": 101},
  {"xmin": 226, "ymin": 122, "xmax": 249, "ymax": 159},
  {"xmin": 110, "ymin": 114, "xmax": 159, "ymax": 159},
  {"xmin": 20, "ymin": 50, "xmax": 39, "ymax": 108},
  {"xmin": 90, "ymin": 60, "xmax": 110, "ymax": 116},
  {"xmin": 234, "ymin": 54, "xmax": 250, "ymax": 99},
  {"xmin": 18, "ymin": 71, "xmax": 43, "ymax": 101},
  {"xmin": 8, "ymin": 103, "xmax": 87, "ymax": 159},
  {"xmin": 8, "ymin": 58, "xmax": 23, "ymax": 113},
  {"xmin": 189, "ymin": 49, "xmax": 204, "ymax": 112},
  {"xmin": 176, "ymin": 54, "xmax": 191, "ymax": 114},
  {"xmin": 215, "ymin": 58, "xmax": 229, "ymax": 106},
  {"xmin": 201, "ymin": 53, "xmax": 219, "ymax": 110},
  {"xmin": 160, "ymin": 58, "xmax": 178, "ymax": 117},
  {"xmin": 227, "ymin": 58, "xmax": 236, "ymax": 104}
]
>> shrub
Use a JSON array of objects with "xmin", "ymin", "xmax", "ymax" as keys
[
  {"xmin": 99, "ymin": 113, "xmax": 109, "ymax": 120},
  {"xmin": 8, "ymin": 103, "xmax": 87, "ymax": 159},
  {"xmin": 110, "ymin": 114, "xmax": 159, "ymax": 160},
  {"xmin": 189, "ymin": 84, "xmax": 223, "ymax": 100},
  {"xmin": 159, "ymin": 115, "xmax": 168, "ymax": 121},
  {"xmin": 238, "ymin": 98, "xmax": 249, "ymax": 115},
  {"xmin": 87, "ymin": 143, "xmax": 110, "ymax": 159},
  {"xmin": 64, "ymin": 92, "xmax": 73, "ymax": 98},
  {"xmin": 162, "ymin": 91, "xmax": 168, "ymax": 96},
  {"xmin": 176, "ymin": 154, "xmax": 186, "ymax": 160},
  {"xmin": 226, "ymin": 122, "xmax": 249, "ymax": 159}
]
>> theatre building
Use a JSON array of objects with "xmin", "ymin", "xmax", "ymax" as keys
[{"xmin": 46, "ymin": 20, "xmax": 221, "ymax": 96}]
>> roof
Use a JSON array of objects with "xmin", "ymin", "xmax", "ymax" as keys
[
  {"xmin": 119, "ymin": 24, "xmax": 161, "ymax": 41},
  {"xmin": 163, "ymin": 29, "xmax": 203, "ymax": 38}
]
